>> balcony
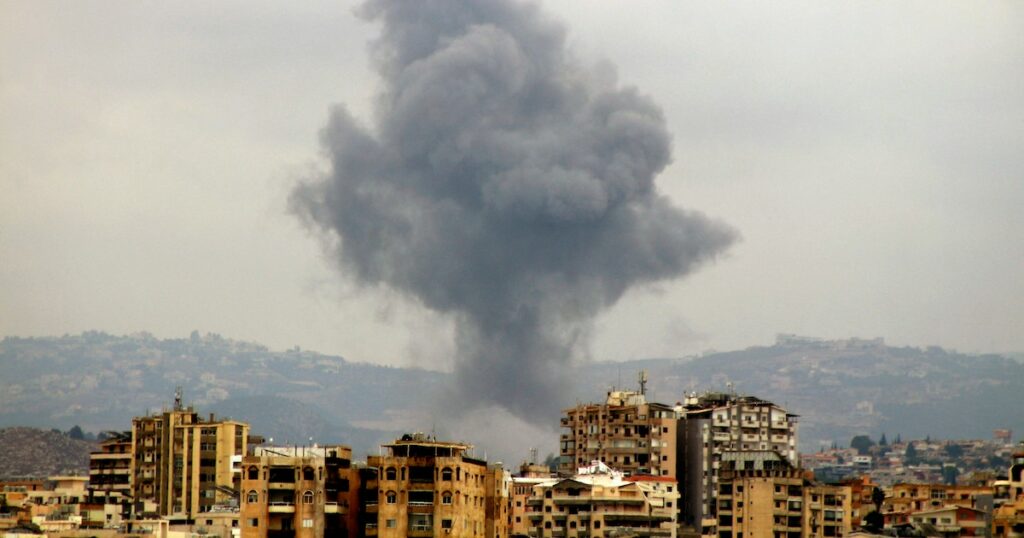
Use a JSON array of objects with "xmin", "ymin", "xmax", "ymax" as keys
[
  {"xmin": 268, "ymin": 502, "xmax": 294, "ymax": 513},
  {"xmin": 324, "ymin": 502, "xmax": 347, "ymax": 514}
]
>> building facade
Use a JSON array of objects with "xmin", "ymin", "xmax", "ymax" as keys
[
  {"xmin": 679, "ymin": 393, "xmax": 798, "ymax": 529},
  {"xmin": 521, "ymin": 461, "xmax": 678, "ymax": 538},
  {"xmin": 559, "ymin": 387, "xmax": 681, "ymax": 478},
  {"xmin": 715, "ymin": 462, "xmax": 851, "ymax": 538},
  {"xmin": 131, "ymin": 401, "xmax": 249, "ymax": 518},
  {"xmin": 240, "ymin": 445, "xmax": 357, "ymax": 538},
  {"xmin": 366, "ymin": 434, "xmax": 490, "ymax": 538},
  {"xmin": 87, "ymin": 431, "xmax": 133, "ymax": 507}
]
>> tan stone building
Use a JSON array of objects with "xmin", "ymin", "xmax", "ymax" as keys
[
  {"xmin": 679, "ymin": 393, "xmax": 798, "ymax": 529},
  {"xmin": 521, "ymin": 461, "xmax": 679, "ymax": 538},
  {"xmin": 131, "ymin": 398, "xmax": 249, "ymax": 518},
  {"xmin": 366, "ymin": 434, "xmax": 490, "ymax": 538},
  {"xmin": 240, "ymin": 445, "xmax": 357, "ymax": 538},
  {"xmin": 715, "ymin": 455, "xmax": 851, "ymax": 538},
  {"xmin": 559, "ymin": 386, "xmax": 681, "ymax": 478}
]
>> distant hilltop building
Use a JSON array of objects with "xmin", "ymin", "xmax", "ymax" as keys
[{"xmin": 775, "ymin": 333, "xmax": 885, "ymax": 350}]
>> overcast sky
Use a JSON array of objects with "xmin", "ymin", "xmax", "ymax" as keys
[{"xmin": 2, "ymin": 0, "xmax": 1022, "ymax": 369}]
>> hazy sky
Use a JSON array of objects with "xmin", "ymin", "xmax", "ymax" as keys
[{"xmin": 2, "ymin": 1, "xmax": 1022, "ymax": 370}]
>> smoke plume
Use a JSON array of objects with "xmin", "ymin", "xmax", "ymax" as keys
[{"xmin": 291, "ymin": 0, "xmax": 736, "ymax": 420}]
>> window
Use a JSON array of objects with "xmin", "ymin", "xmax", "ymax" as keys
[
  {"xmin": 302, "ymin": 519, "xmax": 313, "ymax": 528},
  {"xmin": 386, "ymin": 519, "xmax": 396, "ymax": 529},
  {"xmin": 442, "ymin": 467, "xmax": 453, "ymax": 481},
  {"xmin": 303, "ymin": 467, "xmax": 314, "ymax": 481},
  {"xmin": 385, "ymin": 467, "xmax": 397, "ymax": 480},
  {"xmin": 248, "ymin": 519, "xmax": 258, "ymax": 527},
  {"xmin": 303, "ymin": 491, "xmax": 314, "ymax": 504},
  {"xmin": 442, "ymin": 519, "xmax": 453, "ymax": 530},
  {"xmin": 248, "ymin": 467, "xmax": 259, "ymax": 480},
  {"xmin": 246, "ymin": 490, "xmax": 258, "ymax": 503},
  {"xmin": 442, "ymin": 492, "xmax": 453, "ymax": 505},
  {"xmin": 386, "ymin": 491, "xmax": 397, "ymax": 504}
]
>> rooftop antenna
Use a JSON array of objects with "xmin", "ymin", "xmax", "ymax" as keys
[
  {"xmin": 174, "ymin": 386, "xmax": 183, "ymax": 411},
  {"xmin": 638, "ymin": 370, "xmax": 648, "ymax": 396}
]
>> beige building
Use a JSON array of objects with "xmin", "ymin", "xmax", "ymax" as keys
[
  {"xmin": 679, "ymin": 393, "xmax": 798, "ymax": 529},
  {"xmin": 131, "ymin": 396, "xmax": 249, "ymax": 518},
  {"xmin": 87, "ymin": 431, "xmax": 133, "ymax": 508},
  {"xmin": 366, "ymin": 434, "xmax": 490, "ymax": 538},
  {"xmin": 559, "ymin": 385, "xmax": 681, "ymax": 478},
  {"xmin": 521, "ymin": 461, "xmax": 678, "ymax": 538},
  {"xmin": 511, "ymin": 463, "xmax": 557, "ymax": 537},
  {"xmin": 240, "ymin": 445, "xmax": 357, "ymax": 538},
  {"xmin": 715, "ymin": 455, "xmax": 851, "ymax": 538}
]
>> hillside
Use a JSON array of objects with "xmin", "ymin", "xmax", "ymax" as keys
[
  {"xmin": 1, "ymin": 332, "xmax": 1022, "ymax": 458},
  {"xmin": 0, "ymin": 427, "xmax": 95, "ymax": 479}
]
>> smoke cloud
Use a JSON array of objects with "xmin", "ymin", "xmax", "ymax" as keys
[{"xmin": 291, "ymin": 0, "xmax": 736, "ymax": 420}]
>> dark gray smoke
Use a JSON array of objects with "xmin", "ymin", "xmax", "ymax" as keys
[{"xmin": 291, "ymin": 0, "xmax": 736, "ymax": 420}]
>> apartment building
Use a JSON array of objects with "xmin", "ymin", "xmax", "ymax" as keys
[
  {"xmin": 715, "ymin": 454, "xmax": 851, "ymax": 538},
  {"xmin": 87, "ymin": 431, "xmax": 133, "ymax": 506},
  {"xmin": 883, "ymin": 483, "xmax": 993, "ymax": 518},
  {"xmin": 485, "ymin": 466, "xmax": 512, "ymax": 538},
  {"xmin": 366, "ymin": 434, "xmax": 490, "ymax": 538},
  {"xmin": 559, "ymin": 383, "xmax": 681, "ymax": 478},
  {"xmin": 511, "ymin": 463, "xmax": 557, "ymax": 537},
  {"xmin": 521, "ymin": 461, "xmax": 678, "ymax": 538},
  {"xmin": 240, "ymin": 445, "xmax": 358, "ymax": 538},
  {"xmin": 131, "ymin": 396, "xmax": 249, "ymax": 518},
  {"xmin": 679, "ymin": 392, "xmax": 798, "ymax": 528}
]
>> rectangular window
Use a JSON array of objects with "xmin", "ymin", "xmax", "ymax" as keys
[
  {"xmin": 386, "ymin": 519, "xmax": 396, "ymax": 529},
  {"xmin": 302, "ymin": 519, "xmax": 313, "ymax": 528},
  {"xmin": 248, "ymin": 519, "xmax": 258, "ymax": 527}
]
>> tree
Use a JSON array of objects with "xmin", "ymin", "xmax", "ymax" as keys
[
  {"xmin": 944, "ymin": 444, "xmax": 964, "ymax": 459},
  {"xmin": 863, "ymin": 511, "xmax": 884, "ymax": 533},
  {"xmin": 894, "ymin": 433, "xmax": 902, "ymax": 445},
  {"xmin": 905, "ymin": 442, "xmax": 918, "ymax": 464},
  {"xmin": 67, "ymin": 425, "xmax": 84, "ymax": 440},
  {"xmin": 850, "ymin": 435, "xmax": 875, "ymax": 455},
  {"xmin": 871, "ymin": 486, "xmax": 885, "ymax": 512},
  {"xmin": 879, "ymin": 433, "xmax": 888, "ymax": 446}
]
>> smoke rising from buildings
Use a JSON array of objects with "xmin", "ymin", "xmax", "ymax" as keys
[{"xmin": 291, "ymin": 0, "xmax": 736, "ymax": 420}]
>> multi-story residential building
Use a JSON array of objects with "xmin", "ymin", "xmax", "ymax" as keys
[
  {"xmin": 240, "ymin": 445, "xmax": 358, "ymax": 538},
  {"xmin": 87, "ymin": 431, "xmax": 133, "ymax": 507},
  {"xmin": 521, "ymin": 461, "xmax": 678, "ymax": 538},
  {"xmin": 131, "ymin": 395, "xmax": 250, "ymax": 519},
  {"xmin": 906, "ymin": 505, "xmax": 988, "ymax": 536},
  {"xmin": 366, "ymin": 434, "xmax": 490, "ymax": 538},
  {"xmin": 679, "ymin": 392, "xmax": 798, "ymax": 529},
  {"xmin": 485, "ymin": 465, "xmax": 511, "ymax": 538},
  {"xmin": 559, "ymin": 381, "xmax": 681, "ymax": 478},
  {"xmin": 715, "ymin": 453, "xmax": 851, "ymax": 538},
  {"xmin": 883, "ymin": 483, "xmax": 993, "ymax": 517},
  {"xmin": 511, "ymin": 463, "xmax": 556, "ymax": 537}
]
